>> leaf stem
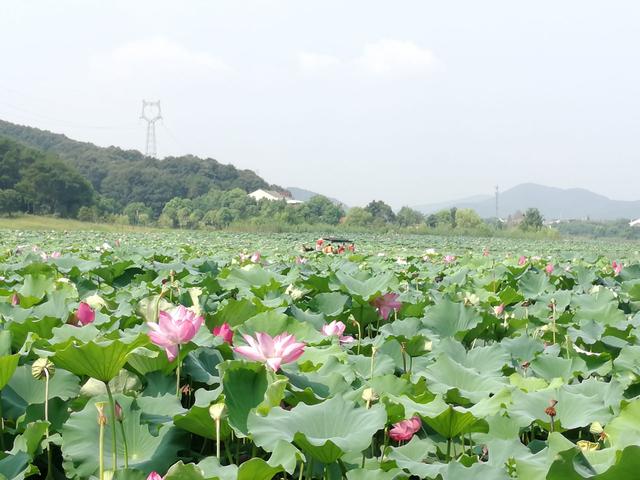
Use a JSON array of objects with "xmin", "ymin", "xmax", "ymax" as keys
[
  {"xmin": 118, "ymin": 421, "xmax": 129, "ymax": 469},
  {"xmin": 104, "ymin": 383, "xmax": 118, "ymax": 470},
  {"xmin": 0, "ymin": 390, "xmax": 4, "ymax": 451}
]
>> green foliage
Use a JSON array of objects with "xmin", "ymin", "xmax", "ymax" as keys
[
  {"xmin": 396, "ymin": 206, "xmax": 425, "ymax": 227},
  {"xmin": 521, "ymin": 207, "xmax": 544, "ymax": 231},
  {"xmin": 0, "ymin": 137, "xmax": 95, "ymax": 217},
  {"xmin": 365, "ymin": 200, "xmax": 396, "ymax": 224}
]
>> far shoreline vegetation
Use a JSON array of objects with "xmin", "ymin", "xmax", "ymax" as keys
[
  {"xmin": 1, "ymin": 121, "xmax": 639, "ymax": 241},
  {"xmin": 2, "ymin": 214, "xmax": 640, "ymax": 245}
]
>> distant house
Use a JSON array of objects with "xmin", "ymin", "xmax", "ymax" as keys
[
  {"xmin": 248, "ymin": 189, "xmax": 303, "ymax": 204},
  {"xmin": 630, "ymin": 218, "xmax": 640, "ymax": 227}
]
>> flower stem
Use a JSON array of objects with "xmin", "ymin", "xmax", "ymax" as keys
[
  {"xmin": 0, "ymin": 390, "xmax": 4, "ymax": 452},
  {"xmin": 176, "ymin": 358, "xmax": 182, "ymax": 399},
  {"xmin": 104, "ymin": 383, "xmax": 118, "ymax": 470},
  {"xmin": 215, "ymin": 418, "xmax": 221, "ymax": 459},
  {"xmin": 118, "ymin": 421, "xmax": 129, "ymax": 469},
  {"xmin": 44, "ymin": 369, "xmax": 53, "ymax": 480},
  {"xmin": 99, "ymin": 419, "xmax": 105, "ymax": 480}
]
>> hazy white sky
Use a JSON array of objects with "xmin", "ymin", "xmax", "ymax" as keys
[{"xmin": 0, "ymin": 1, "xmax": 638, "ymax": 208}]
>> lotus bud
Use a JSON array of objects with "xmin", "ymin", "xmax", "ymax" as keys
[
  {"xmin": 209, "ymin": 402, "xmax": 226, "ymax": 422},
  {"xmin": 32, "ymin": 358, "xmax": 55, "ymax": 380},
  {"xmin": 11, "ymin": 293, "xmax": 20, "ymax": 306},
  {"xmin": 95, "ymin": 402, "xmax": 108, "ymax": 426},
  {"xmin": 362, "ymin": 388, "xmax": 378, "ymax": 403},
  {"xmin": 115, "ymin": 401, "xmax": 123, "ymax": 422}
]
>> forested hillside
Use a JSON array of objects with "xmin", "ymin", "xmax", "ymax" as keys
[
  {"xmin": 0, "ymin": 119, "xmax": 283, "ymax": 214},
  {"xmin": 0, "ymin": 137, "xmax": 95, "ymax": 217}
]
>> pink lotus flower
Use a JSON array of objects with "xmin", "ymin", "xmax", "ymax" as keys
[
  {"xmin": 545, "ymin": 263, "xmax": 554, "ymax": 275},
  {"xmin": 250, "ymin": 252, "xmax": 261, "ymax": 263},
  {"xmin": 482, "ymin": 248, "xmax": 490, "ymax": 257},
  {"xmin": 493, "ymin": 304, "xmax": 505, "ymax": 316},
  {"xmin": 371, "ymin": 293, "xmax": 402, "ymax": 320},
  {"xmin": 518, "ymin": 256, "xmax": 527, "ymax": 266},
  {"xmin": 11, "ymin": 293, "xmax": 19, "ymax": 306},
  {"xmin": 389, "ymin": 416, "xmax": 421, "ymax": 442},
  {"xmin": 443, "ymin": 255, "xmax": 456, "ymax": 264},
  {"xmin": 234, "ymin": 332, "xmax": 305, "ymax": 371},
  {"xmin": 51, "ymin": 251, "xmax": 61, "ymax": 259},
  {"xmin": 612, "ymin": 261, "xmax": 623, "ymax": 275},
  {"xmin": 295, "ymin": 256, "xmax": 307, "ymax": 265},
  {"xmin": 147, "ymin": 306, "xmax": 204, "ymax": 361},
  {"xmin": 321, "ymin": 320, "xmax": 354, "ymax": 344},
  {"xmin": 75, "ymin": 302, "xmax": 95, "ymax": 326},
  {"xmin": 115, "ymin": 238, "xmax": 121, "ymax": 247},
  {"xmin": 213, "ymin": 322, "xmax": 234, "ymax": 345},
  {"xmin": 147, "ymin": 472, "xmax": 163, "ymax": 480}
]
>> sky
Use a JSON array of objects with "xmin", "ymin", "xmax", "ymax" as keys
[{"xmin": 0, "ymin": 1, "xmax": 639, "ymax": 208}]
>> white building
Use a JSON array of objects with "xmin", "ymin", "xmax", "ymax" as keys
[
  {"xmin": 630, "ymin": 218, "xmax": 640, "ymax": 227},
  {"xmin": 248, "ymin": 189, "xmax": 302, "ymax": 204}
]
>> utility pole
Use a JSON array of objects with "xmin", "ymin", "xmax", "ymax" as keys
[
  {"xmin": 140, "ymin": 100, "xmax": 162, "ymax": 157},
  {"xmin": 495, "ymin": 185, "xmax": 499, "ymax": 219}
]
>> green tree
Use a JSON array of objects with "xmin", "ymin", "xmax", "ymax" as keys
[
  {"xmin": 0, "ymin": 189, "xmax": 22, "ymax": 216},
  {"xmin": 396, "ymin": 207, "xmax": 425, "ymax": 227},
  {"xmin": 299, "ymin": 195, "xmax": 344, "ymax": 225},
  {"xmin": 455, "ymin": 209, "xmax": 483, "ymax": 229},
  {"xmin": 123, "ymin": 202, "xmax": 152, "ymax": 225},
  {"xmin": 15, "ymin": 157, "xmax": 95, "ymax": 217},
  {"xmin": 365, "ymin": 200, "xmax": 396, "ymax": 224},
  {"xmin": 449, "ymin": 207, "xmax": 458, "ymax": 229},
  {"xmin": 343, "ymin": 207, "xmax": 374, "ymax": 227},
  {"xmin": 521, "ymin": 208, "xmax": 544, "ymax": 231}
]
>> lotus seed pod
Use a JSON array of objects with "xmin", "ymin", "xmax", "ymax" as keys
[
  {"xmin": 590, "ymin": 421, "xmax": 604, "ymax": 435},
  {"xmin": 32, "ymin": 358, "xmax": 55, "ymax": 380},
  {"xmin": 209, "ymin": 403, "xmax": 226, "ymax": 421},
  {"xmin": 95, "ymin": 402, "xmax": 108, "ymax": 426},
  {"xmin": 362, "ymin": 388, "xmax": 378, "ymax": 403}
]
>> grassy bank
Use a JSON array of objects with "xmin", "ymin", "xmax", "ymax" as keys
[{"xmin": 0, "ymin": 215, "xmax": 164, "ymax": 233}]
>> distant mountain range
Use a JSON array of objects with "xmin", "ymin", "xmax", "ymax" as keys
[{"xmin": 414, "ymin": 183, "xmax": 640, "ymax": 221}]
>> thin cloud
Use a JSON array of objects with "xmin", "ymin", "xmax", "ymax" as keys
[
  {"xmin": 297, "ymin": 52, "xmax": 341, "ymax": 73},
  {"xmin": 299, "ymin": 39, "xmax": 439, "ymax": 77},
  {"xmin": 357, "ymin": 39, "xmax": 438, "ymax": 76},
  {"xmin": 89, "ymin": 37, "xmax": 233, "ymax": 80}
]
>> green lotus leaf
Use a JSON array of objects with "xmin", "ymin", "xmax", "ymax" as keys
[
  {"xmin": 51, "ymin": 334, "xmax": 148, "ymax": 382},
  {"xmin": 422, "ymin": 299, "xmax": 483, "ymax": 339},
  {"xmin": 220, "ymin": 360, "xmax": 287, "ymax": 436},
  {"xmin": 173, "ymin": 404, "xmax": 231, "ymax": 440},
  {"xmin": 334, "ymin": 270, "xmax": 393, "ymax": 300},
  {"xmin": 0, "ymin": 353, "xmax": 20, "ymax": 390},
  {"xmin": 518, "ymin": 270, "xmax": 554, "ymax": 299},
  {"xmin": 61, "ymin": 394, "xmax": 186, "ymax": 478},
  {"xmin": 423, "ymin": 403, "xmax": 488, "ymax": 440},
  {"xmin": 2, "ymin": 364, "xmax": 79, "ymax": 420},
  {"xmin": 310, "ymin": 292, "xmax": 349, "ymax": 317},
  {"xmin": 248, "ymin": 395, "xmax": 387, "ymax": 463},
  {"xmin": 421, "ymin": 355, "xmax": 508, "ymax": 403}
]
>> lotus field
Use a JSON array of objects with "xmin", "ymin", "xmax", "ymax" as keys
[{"xmin": 2, "ymin": 230, "xmax": 640, "ymax": 480}]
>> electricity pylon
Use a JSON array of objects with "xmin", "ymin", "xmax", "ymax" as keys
[{"xmin": 140, "ymin": 100, "xmax": 162, "ymax": 157}]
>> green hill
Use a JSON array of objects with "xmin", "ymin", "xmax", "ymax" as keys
[{"xmin": 0, "ymin": 119, "xmax": 284, "ymax": 215}]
